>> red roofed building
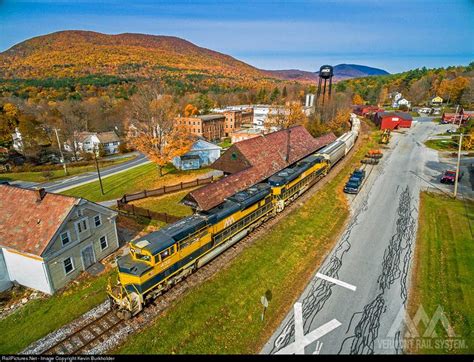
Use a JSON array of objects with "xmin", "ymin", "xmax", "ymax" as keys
[
  {"xmin": 353, "ymin": 105, "xmax": 384, "ymax": 117},
  {"xmin": 441, "ymin": 111, "xmax": 472, "ymax": 125},
  {"xmin": 183, "ymin": 126, "xmax": 337, "ymax": 211},
  {"xmin": 373, "ymin": 112, "xmax": 413, "ymax": 130},
  {"xmin": 0, "ymin": 185, "xmax": 119, "ymax": 294}
]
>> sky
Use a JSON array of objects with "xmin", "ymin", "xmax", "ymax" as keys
[{"xmin": 0, "ymin": 0, "xmax": 473, "ymax": 73}]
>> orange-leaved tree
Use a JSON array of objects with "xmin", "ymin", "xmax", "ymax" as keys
[
  {"xmin": 264, "ymin": 102, "xmax": 308, "ymax": 130},
  {"xmin": 184, "ymin": 103, "xmax": 199, "ymax": 117},
  {"xmin": 352, "ymin": 94, "xmax": 365, "ymax": 105},
  {"xmin": 128, "ymin": 85, "xmax": 195, "ymax": 176}
]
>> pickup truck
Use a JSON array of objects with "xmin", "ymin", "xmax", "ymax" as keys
[
  {"xmin": 352, "ymin": 168, "xmax": 366, "ymax": 180},
  {"xmin": 440, "ymin": 170, "xmax": 463, "ymax": 184},
  {"xmin": 348, "ymin": 176, "xmax": 363, "ymax": 186}
]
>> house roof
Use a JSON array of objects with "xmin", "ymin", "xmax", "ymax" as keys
[
  {"xmin": 97, "ymin": 131, "xmax": 120, "ymax": 143},
  {"xmin": 0, "ymin": 185, "xmax": 79, "ymax": 256},
  {"xmin": 197, "ymin": 114, "xmax": 225, "ymax": 122},
  {"xmin": 184, "ymin": 126, "xmax": 336, "ymax": 211},
  {"xmin": 376, "ymin": 111, "xmax": 413, "ymax": 121},
  {"xmin": 75, "ymin": 131, "xmax": 97, "ymax": 143}
]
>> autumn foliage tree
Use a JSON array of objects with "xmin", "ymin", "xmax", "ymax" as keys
[
  {"xmin": 128, "ymin": 85, "xmax": 194, "ymax": 176},
  {"xmin": 352, "ymin": 94, "xmax": 365, "ymax": 105},
  {"xmin": 437, "ymin": 76, "xmax": 470, "ymax": 104},
  {"xmin": 264, "ymin": 102, "xmax": 308, "ymax": 130},
  {"xmin": 184, "ymin": 104, "xmax": 199, "ymax": 117}
]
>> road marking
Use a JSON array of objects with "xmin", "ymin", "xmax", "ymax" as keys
[
  {"xmin": 275, "ymin": 302, "xmax": 341, "ymax": 354},
  {"xmin": 316, "ymin": 272, "xmax": 357, "ymax": 291}
]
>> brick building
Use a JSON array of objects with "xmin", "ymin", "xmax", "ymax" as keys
[{"xmin": 176, "ymin": 114, "xmax": 225, "ymax": 141}]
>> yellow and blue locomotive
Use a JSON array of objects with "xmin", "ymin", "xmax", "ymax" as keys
[{"xmin": 108, "ymin": 121, "xmax": 360, "ymax": 318}]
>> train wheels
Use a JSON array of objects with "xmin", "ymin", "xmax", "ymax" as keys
[
  {"xmin": 276, "ymin": 200, "xmax": 285, "ymax": 213},
  {"xmin": 117, "ymin": 310, "xmax": 132, "ymax": 320}
]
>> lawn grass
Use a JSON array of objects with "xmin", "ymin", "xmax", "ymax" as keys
[
  {"xmin": 218, "ymin": 138, "xmax": 232, "ymax": 148},
  {"xmin": 130, "ymin": 189, "xmax": 195, "ymax": 218},
  {"xmin": 115, "ymin": 131, "xmax": 377, "ymax": 354},
  {"xmin": 0, "ymin": 270, "xmax": 113, "ymax": 354},
  {"xmin": 424, "ymin": 139, "xmax": 458, "ymax": 151},
  {"xmin": 406, "ymin": 192, "xmax": 473, "ymax": 354},
  {"xmin": 0, "ymin": 155, "xmax": 136, "ymax": 183},
  {"xmin": 63, "ymin": 163, "xmax": 211, "ymax": 203}
]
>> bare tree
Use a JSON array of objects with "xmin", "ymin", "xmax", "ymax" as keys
[{"xmin": 57, "ymin": 101, "xmax": 87, "ymax": 161}]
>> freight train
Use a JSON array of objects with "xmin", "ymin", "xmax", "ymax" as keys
[{"xmin": 107, "ymin": 116, "xmax": 361, "ymax": 319}]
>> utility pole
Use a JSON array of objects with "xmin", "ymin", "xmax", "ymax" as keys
[
  {"xmin": 53, "ymin": 128, "xmax": 68, "ymax": 175},
  {"xmin": 454, "ymin": 133, "xmax": 463, "ymax": 199},
  {"xmin": 94, "ymin": 147, "xmax": 105, "ymax": 195}
]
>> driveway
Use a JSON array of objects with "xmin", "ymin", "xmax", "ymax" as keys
[{"xmin": 262, "ymin": 117, "xmax": 454, "ymax": 354}]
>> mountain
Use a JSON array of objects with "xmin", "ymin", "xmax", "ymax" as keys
[
  {"xmin": 269, "ymin": 64, "xmax": 389, "ymax": 82},
  {"xmin": 0, "ymin": 30, "xmax": 279, "ymax": 89},
  {"xmin": 0, "ymin": 31, "xmax": 389, "ymax": 92},
  {"xmin": 265, "ymin": 69, "xmax": 319, "ymax": 82}
]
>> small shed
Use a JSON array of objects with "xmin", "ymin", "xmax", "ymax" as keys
[{"xmin": 173, "ymin": 139, "xmax": 222, "ymax": 171}]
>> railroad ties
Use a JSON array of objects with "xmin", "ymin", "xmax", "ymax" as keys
[{"xmin": 43, "ymin": 310, "xmax": 123, "ymax": 355}]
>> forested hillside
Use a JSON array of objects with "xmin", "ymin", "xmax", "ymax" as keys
[
  {"xmin": 336, "ymin": 63, "xmax": 474, "ymax": 106},
  {"xmin": 0, "ymin": 30, "xmax": 283, "ymax": 99}
]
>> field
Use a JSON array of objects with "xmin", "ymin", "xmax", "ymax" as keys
[
  {"xmin": 424, "ymin": 139, "xmax": 458, "ymax": 151},
  {"xmin": 129, "ymin": 189, "xmax": 195, "ymax": 218},
  {"xmin": 0, "ymin": 155, "xmax": 136, "ymax": 183},
  {"xmin": 114, "ymin": 131, "xmax": 377, "ymax": 354},
  {"xmin": 0, "ymin": 269, "xmax": 113, "ymax": 354},
  {"xmin": 406, "ymin": 192, "xmax": 473, "ymax": 354},
  {"xmin": 62, "ymin": 163, "xmax": 211, "ymax": 202}
]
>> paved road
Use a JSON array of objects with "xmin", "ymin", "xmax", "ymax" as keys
[
  {"xmin": 262, "ymin": 117, "xmax": 461, "ymax": 355},
  {"xmin": 11, "ymin": 153, "xmax": 149, "ymax": 193}
]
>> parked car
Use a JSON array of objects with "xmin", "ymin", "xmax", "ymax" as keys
[
  {"xmin": 440, "ymin": 170, "xmax": 463, "ymax": 184},
  {"xmin": 446, "ymin": 129, "xmax": 457, "ymax": 134},
  {"xmin": 344, "ymin": 181, "xmax": 361, "ymax": 194}
]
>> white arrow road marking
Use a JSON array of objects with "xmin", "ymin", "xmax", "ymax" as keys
[
  {"xmin": 275, "ymin": 302, "xmax": 341, "ymax": 354},
  {"xmin": 316, "ymin": 272, "xmax": 357, "ymax": 291}
]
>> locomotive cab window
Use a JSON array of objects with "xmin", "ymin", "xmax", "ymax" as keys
[
  {"xmin": 159, "ymin": 246, "xmax": 175, "ymax": 261},
  {"xmin": 135, "ymin": 253, "xmax": 151, "ymax": 262}
]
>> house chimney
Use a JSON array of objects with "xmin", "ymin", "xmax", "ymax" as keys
[{"xmin": 36, "ymin": 187, "xmax": 47, "ymax": 202}]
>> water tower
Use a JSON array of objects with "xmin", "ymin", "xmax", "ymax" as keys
[{"xmin": 316, "ymin": 65, "xmax": 334, "ymax": 105}]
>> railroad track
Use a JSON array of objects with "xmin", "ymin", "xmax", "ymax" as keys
[
  {"xmin": 34, "ymin": 121, "xmax": 370, "ymax": 355},
  {"xmin": 43, "ymin": 309, "xmax": 124, "ymax": 355}
]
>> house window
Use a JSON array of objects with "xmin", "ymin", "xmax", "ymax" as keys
[
  {"xmin": 60, "ymin": 231, "xmax": 71, "ymax": 246},
  {"xmin": 63, "ymin": 257, "xmax": 74, "ymax": 275},
  {"xmin": 99, "ymin": 235, "xmax": 108, "ymax": 250},
  {"xmin": 94, "ymin": 215, "xmax": 102, "ymax": 227},
  {"xmin": 76, "ymin": 218, "xmax": 88, "ymax": 233}
]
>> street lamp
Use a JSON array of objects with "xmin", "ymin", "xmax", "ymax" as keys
[
  {"xmin": 93, "ymin": 146, "xmax": 105, "ymax": 195},
  {"xmin": 453, "ymin": 133, "xmax": 463, "ymax": 199},
  {"xmin": 53, "ymin": 128, "xmax": 68, "ymax": 175}
]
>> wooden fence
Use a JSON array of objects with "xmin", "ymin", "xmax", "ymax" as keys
[
  {"xmin": 117, "ymin": 202, "xmax": 182, "ymax": 224},
  {"xmin": 118, "ymin": 175, "xmax": 214, "ymax": 204}
]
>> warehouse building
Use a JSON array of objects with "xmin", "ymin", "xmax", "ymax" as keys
[
  {"xmin": 0, "ymin": 185, "xmax": 119, "ymax": 294},
  {"xmin": 373, "ymin": 111, "xmax": 413, "ymax": 130},
  {"xmin": 183, "ymin": 126, "xmax": 336, "ymax": 211}
]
